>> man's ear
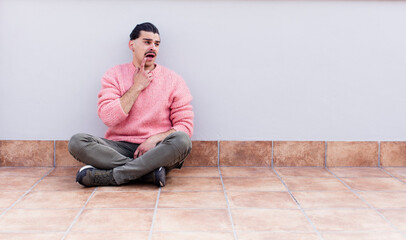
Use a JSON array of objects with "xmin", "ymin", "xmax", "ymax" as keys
[{"xmin": 128, "ymin": 40, "xmax": 134, "ymax": 51}]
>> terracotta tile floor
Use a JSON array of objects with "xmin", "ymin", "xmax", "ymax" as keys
[{"xmin": 1, "ymin": 166, "xmax": 406, "ymax": 240}]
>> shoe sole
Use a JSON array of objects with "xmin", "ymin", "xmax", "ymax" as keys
[
  {"xmin": 155, "ymin": 167, "xmax": 166, "ymax": 187},
  {"xmin": 79, "ymin": 165, "xmax": 94, "ymax": 172}
]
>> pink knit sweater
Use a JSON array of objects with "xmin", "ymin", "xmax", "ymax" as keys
[{"xmin": 97, "ymin": 63, "xmax": 194, "ymax": 144}]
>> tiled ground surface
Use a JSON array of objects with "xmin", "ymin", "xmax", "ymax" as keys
[{"xmin": 1, "ymin": 166, "xmax": 406, "ymax": 240}]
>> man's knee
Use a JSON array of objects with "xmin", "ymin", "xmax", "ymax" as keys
[
  {"xmin": 171, "ymin": 131, "xmax": 192, "ymax": 154},
  {"xmin": 68, "ymin": 133, "xmax": 90, "ymax": 156}
]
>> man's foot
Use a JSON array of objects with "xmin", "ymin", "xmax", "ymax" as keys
[
  {"xmin": 76, "ymin": 165, "xmax": 118, "ymax": 187},
  {"xmin": 153, "ymin": 167, "xmax": 166, "ymax": 187}
]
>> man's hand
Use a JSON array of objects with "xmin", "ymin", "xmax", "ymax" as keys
[
  {"xmin": 120, "ymin": 58, "xmax": 153, "ymax": 114},
  {"xmin": 133, "ymin": 58, "xmax": 153, "ymax": 92},
  {"xmin": 134, "ymin": 136, "xmax": 158, "ymax": 158},
  {"xmin": 134, "ymin": 129, "xmax": 176, "ymax": 158}
]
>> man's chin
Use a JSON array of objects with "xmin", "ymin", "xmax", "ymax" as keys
[{"xmin": 144, "ymin": 62, "xmax": 156, "ymax": 69}]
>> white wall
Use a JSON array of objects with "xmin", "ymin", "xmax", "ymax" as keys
[{"xmin": 1, "ymin": 0, "xmax": 406, "ymax": 141}]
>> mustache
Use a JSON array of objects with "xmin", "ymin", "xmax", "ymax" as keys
[{"xmin": 144, "ymin": 51, "xmax": 156, "ymax": 56}]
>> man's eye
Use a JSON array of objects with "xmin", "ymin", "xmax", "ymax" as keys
[
  {"xmin": 155, "ymin": 43, "xmax": 160, "ymax": 47},
  {"xmin": 145, "ymin": 41, "xmax": 152, "ymax": 45}
]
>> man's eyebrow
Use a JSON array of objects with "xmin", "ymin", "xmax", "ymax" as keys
[{"xmin": 143, "ymin": 38, "xmax": 160, "ymax": 42}]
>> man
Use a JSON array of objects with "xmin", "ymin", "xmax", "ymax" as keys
[{"xmin": 68, "ymin": 22, "xmax": 193, "ymax": 187}]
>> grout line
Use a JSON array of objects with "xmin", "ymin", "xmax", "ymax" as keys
[
  {"xmin": 0, "ymin": 168, "xmax": 54, "ymax": 218},
  {"xmin": 272, "ymin": 168, "xmax": 325, "ymax": 240},
  {"xmin": 218, "ymin": 165, "xmax": 238, "ymax": 240},
  {"xmin": 148, "ymin": 188, "xmax": 161, "ymax": 240},
  {"xmin": 61, "ymin": 187, "xmax": 98, "ymax": 240},
  {"xmin": 10, "ymin": 206, "xmax": 332, "ymax": 210},
  {"xmin": 325, "ymin": 168, "xmax": 406, "ymax": 239},
  {"xmin": 0, "ymin": 230, "xmax": 317, "ymax": 234}
]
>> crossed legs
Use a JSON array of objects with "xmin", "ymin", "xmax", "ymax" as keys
[{"xmin": 68, "ymin": 131, "xmax": 192, "ymax": 186}]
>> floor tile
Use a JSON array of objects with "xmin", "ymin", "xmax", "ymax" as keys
[
  {"xmin": 292, "ymin": 191, "xmax": 368, "ymax": 209},
  {"xmin": 32, "ymin": 176, "xmax": 93, "ymax": 191},
  {"xmin": 163, "ymin": 177, "xmax": 223, "ymax": 191},
  {"xmin": 223, "ymin": 177, "xmax": 286, "ymax": 191},
  {"xmin": 220, "ymin": 167, "xmax": 275, "ymax": 177},
  {"xmin": 2, "ymin": 166, "xmax": 406, "ymax": 240},
  {"xmin": 48, "ymin": 167, "xmax": 78, "ymax": 177},
  {"xmin": 306, "ymin": 209, "xmax": 394, "ymax": 231},
  {"xmin": 358, "ymin": 192, "xmax": 406, "ymax": 208},
  {"xmin": 183, "ymin": 141, "xmax": 218, "ymax": 166},
  {"xmin": 151, "ymin": 232, "xmax": 235, "ymax": 240},
  {"xmin": 154, "ymin": 209, "xmax": 232, "ymax": 231},
  {"xmin": 14, "ymin": 191, "xmax": 91, "ymax": 209},
  {"xmin": 379, "ymin": 209, "xmax": 406, "ymax": 231},
  {"xmin": 384, "ymin": 167, "xmax": 406, "ymax": 178},
  {"xmin": 231, "ymin": 209, "xmax": 313, "ymax": 231},
  {"xmin": 0, "ymin": 177, "xmax": 40, "ymax": 191},
  {"xmin": 326, "ymin": 141, "xmax": 379, "ymax": 167},
  {"xmin": 0, "ymin": 233, "xmax": 64, "ymax": 240},
  {"xmin": 237, "ymin": 231, "xmax": 320, "ymax": 240},
  {"xmin": 65, "ymin": 231, "xmax": 149, "ymax": 240},
  {"xmin": 0, "ymin": 192, "xmax": 24, "ymax": 208},
  {"xmin": 0, "ymin": 208, "xmax": 78, "ymax": 231},
  {"xmin": 283, "ymin": 177, "xmax": 348, "ymax": 191},
  {"xmin": 71, "ymin": 209, "xmax": 153, "ymax": 231},
  {"xmin": 275, "ymin": 167, "xmax": 333, "ymax": 178},
  {"xmin": 329, "ymin": 167, "xmax": 390, "ymax": 178},
  {"xmin": 227, "ymin": 191, "xmax": 297, "ymax": 209},
  {"xmin": 322, "ymin": 231, "xmax": 405, "ymax": 240},
  {"xmin": 159, "ymin": 191, "xmax": 227, "ymax": 209},
  {"xmin": 219, "ymin": 141, "xmax": 272, "ymax": 166},
  {"xmin": 342, "ymin": 177, "xmax": 406, "ymax": 191},
  {"xmin": 273, "ymin": 141, "xmax": 325, "ymax": 167},
  {"xmin": 0, "ymin": 167, "xmax": 52, "ymax": 178},
  {"xmin": 86, "ymin": 191, "xmax": 157, "ymax": 208},
  {"xmin": 167, "ymin": 167, "xmax": 220, "ymax": 177}
]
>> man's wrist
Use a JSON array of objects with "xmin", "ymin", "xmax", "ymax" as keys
[{"xmin": 153, "ymin": 129, "xmax": 176, "ymax": 142}]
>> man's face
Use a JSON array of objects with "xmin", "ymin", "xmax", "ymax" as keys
[{"xmin": 130, "ymin": 30, "xmax": 160, "ymax": 69}]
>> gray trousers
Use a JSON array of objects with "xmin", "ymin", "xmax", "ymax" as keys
[{"xmin": 68, "ymin": 131, "xmax": 192, "ymax": 185}]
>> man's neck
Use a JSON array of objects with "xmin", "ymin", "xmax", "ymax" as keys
[{"xmin": 133, "ymin": 60, "xmax": 156, "ymax": 71}]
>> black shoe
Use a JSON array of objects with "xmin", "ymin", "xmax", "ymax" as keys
[
  {"xmin": 76, "ymin": 165, "xmax": 118, "ymax": 187},
  {"xmin": 153, "ymin": 167, "xmax": 166, "ymax": 187}
]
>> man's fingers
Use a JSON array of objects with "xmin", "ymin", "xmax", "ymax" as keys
[
  {"xmin": 141, "ymin": 58, "xmax": 147, "ymax": 71},
  {"xmin": 146, "ymin": 71, "xmax": 153, "ymax": 79},
  {"xmin": 135, "ymin": 147, "xmax": 147, "ymax": 158}
]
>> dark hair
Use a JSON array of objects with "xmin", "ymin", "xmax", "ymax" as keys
[{"xmin": 129, "ymin": 22, "xmax": 160, "ymax": 40}]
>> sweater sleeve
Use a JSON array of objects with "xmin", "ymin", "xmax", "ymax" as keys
[
  {"xmin": 97, "ymin": 70, "xmax": 128, "ymax": 127},
  {"xmin": 170, "ymin": 76, "xmax": 194, "ymax": 137}
]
